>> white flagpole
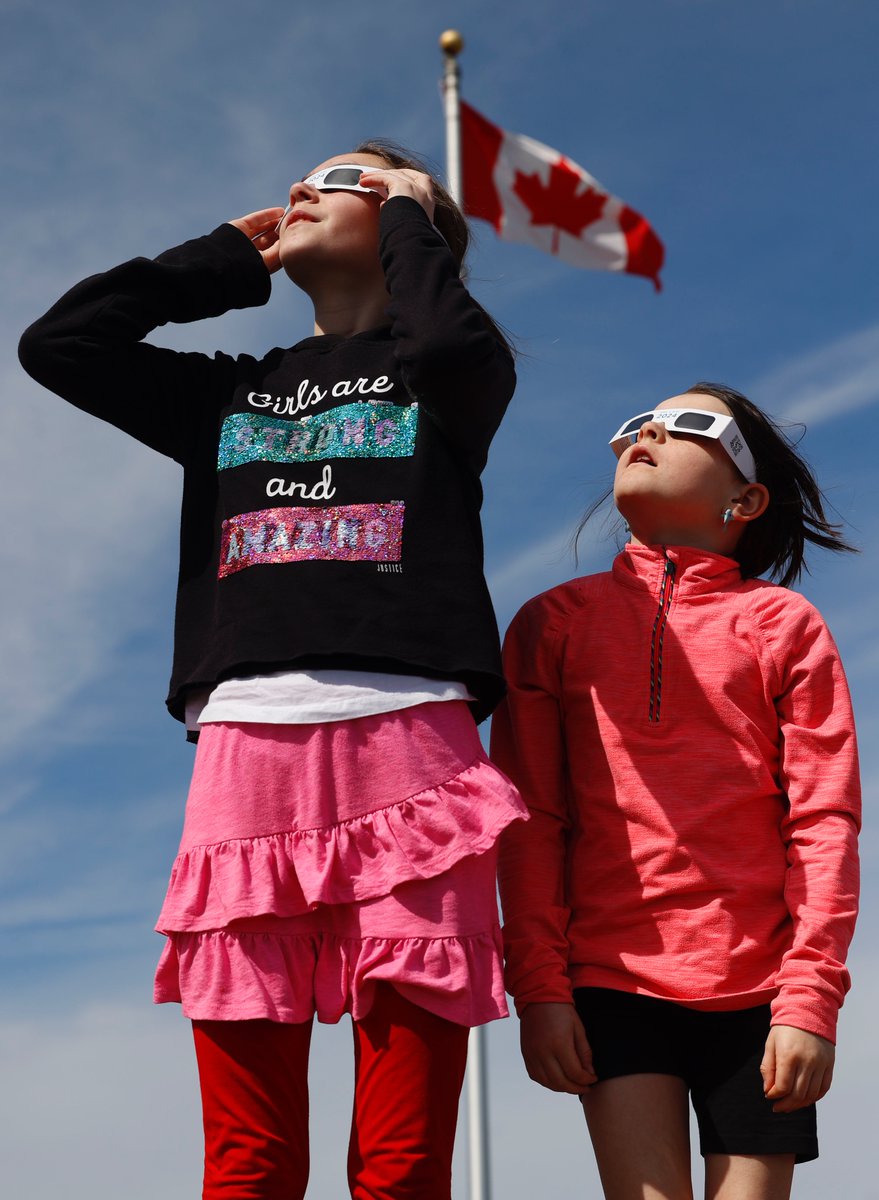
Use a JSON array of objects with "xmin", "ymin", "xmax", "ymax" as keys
[
  {"xmin": 439, "ymin": 34, "xmax": 493, "ymax": 1200},
  {"xmin": 466, "ymin": 1018, "xmax": 492, "ymax": 1200},
  {"xmin": 440, "ymin": 29, "xmax": 464, "ymax": 205}
]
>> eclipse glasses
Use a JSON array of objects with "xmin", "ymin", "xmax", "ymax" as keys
[
  {"xmin": 301, "ymin": 164, "xmax": 386, "ymax": 195},
  {"xmin": 609, "ymin": 408, "xmax": 757, "ymax": 483},
  {"xmin": 269, "ymin": 164, "xmax": 387, "ymax": 236}
]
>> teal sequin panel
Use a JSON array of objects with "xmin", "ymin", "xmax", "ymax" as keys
[{"xmin": 218, "ymin": 402, "xmax": 418, "ymax": 470}]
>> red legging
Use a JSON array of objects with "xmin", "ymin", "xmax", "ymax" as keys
[{"xmin": 192, "ymin": 983, "xmax": 470, "ymax": 1199}]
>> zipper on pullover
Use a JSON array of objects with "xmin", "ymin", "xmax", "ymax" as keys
[{"xmin": 648, "ymin": 552, "xmax": 677, "ymax": 722}]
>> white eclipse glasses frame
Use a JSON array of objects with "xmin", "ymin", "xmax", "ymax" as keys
[
  {"xmin": 301, "ymin": 163, "xmax": 387, "ymax": 195},
  {"xmin": 609, "ymin": 408, "xmax": 757, "ymax": 483},
  {"xmin": 269, "ymin": 164, "xmax": 387, "ymax": 236}
]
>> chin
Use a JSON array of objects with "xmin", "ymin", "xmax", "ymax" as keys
[{"xmin": 278, "ymin": 250, "xmax": 321, "ymax": 291}]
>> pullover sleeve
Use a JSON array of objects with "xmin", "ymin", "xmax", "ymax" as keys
[
  {"xmin": 491, "ymin": 593, "xmax": 574, "ymax": 1012},
  {"xmin": 378, "ymin": 197, "xmax": 515, "ymax": 469},
  {"xmin": 763, "ymin": 594, "xmax": 861, "ymax": 1043},
  {"xmin": 18, "ymin": 224, "xmax": 272, "ymax": 463}
]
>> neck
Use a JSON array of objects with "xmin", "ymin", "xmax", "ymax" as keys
[
  {"xmin": 311, "ymin": 295, "xmax": 390, "ymax": 337},
  {"xmin": 627, "ymin": 526, "xmax": 739, "ymax": 556},
  {"xmin": 303, "ymin": 267, "xmax": 390, "ymax": 338}
]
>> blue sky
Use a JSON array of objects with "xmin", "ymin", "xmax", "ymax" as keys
[{"xmin": 2, "ymin": 1, "xmax": 876, "ymax": 1196}]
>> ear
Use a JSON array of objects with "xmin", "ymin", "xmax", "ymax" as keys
[{"xmin": 730, "ymin": 482, "xmax": 769, "ymax": 523}]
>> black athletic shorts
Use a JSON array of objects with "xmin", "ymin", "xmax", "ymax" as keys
[{"xmin": 573, "ymin": 987, "xmax": 818, "ymax": 1163}]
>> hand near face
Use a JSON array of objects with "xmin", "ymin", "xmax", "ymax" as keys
[
  {"xmin": 227, "ymin": 207, "xmax": 287, "ymax": 274},
  {"xmin": 357, "ymin": 168, "xmax": 436, "ymax": 222}
]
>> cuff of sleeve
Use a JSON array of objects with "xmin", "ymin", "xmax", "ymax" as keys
[
  {"xmin": 513, "ymin": 982, "xmax": 575, "ymax": 1018},
  {"xmin": 378, "ymin": 194, "xmax": 434, "ymax": 235},
  {"xmin": 504, "ymin": 958, "xmax": 575, "ymax": 1017},
  {"xmin": 153, "ymin": 223, "xmax": 273, "ymax": 316},
  {"xmin": 207, "ymin": 223, "xmax": 274, "ymax": 307},
  {"xmin": 770, "ymin": 990, "xmax": 839, "ymax": 1044}
]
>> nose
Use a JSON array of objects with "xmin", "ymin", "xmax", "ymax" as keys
[
  {"xmin": 636, "ymin": 418, "xmax": 667, "ymax": 443},
  {"xmin": 288, "ymin": 179, "xmax": 320, "ymax": 206}
]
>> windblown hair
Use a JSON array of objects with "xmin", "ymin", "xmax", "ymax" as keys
[
  {"xmin": 575, "ymin": 382, "xmax": 856, "ymax": 587},
  {"xmin": 683, "ymin": 382, "xmax": 856, "ymax": 586},
  {"xmin": 352, "ymin": 139, "xmax": 514, "ymax": 356}
]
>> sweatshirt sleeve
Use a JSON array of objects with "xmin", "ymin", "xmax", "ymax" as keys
[
  {"xmin": 491, "ymin": 592, "xmax": 575, "ymax": 1013},
  {"xmin": 763, "ymin": 594, "xmax": 861, "ymax": 1043},
  {"xmin": 378, "ymin": 196, "xmax": 515, "ymax": 471},
  {"xmin": 18, "ymin": 224, "xmax": 272, "ymax": 463}
]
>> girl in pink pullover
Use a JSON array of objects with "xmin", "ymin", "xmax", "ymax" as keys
[{"xmin": 492, "ymin": 383, "xmax": 860, "ymax": 1200}]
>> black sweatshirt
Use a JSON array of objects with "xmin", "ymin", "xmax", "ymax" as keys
[{"xmin": 19, "ymin": 197, "xmax": 515, "ymax": 725}]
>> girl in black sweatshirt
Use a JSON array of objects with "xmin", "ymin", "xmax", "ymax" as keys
[{"xmin": 20, "ymin": 143, "xmax": 526, "ymax": 1200}]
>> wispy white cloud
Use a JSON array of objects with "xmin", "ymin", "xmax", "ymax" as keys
[
  {"xmin": 0, "ymin": 869, "xmax": 159, "ymax": 931},
  {"xmin": 2, "ymin": 951, "xmax": 877, "ymax": 1200},
  {"xmin": 0, "ymin": 999, "xmax": 387, "ymax": 1200},
  {"xmin": 755, "ymin": 322, "xmax": 879, "ymax": 425},
  {"xmin": 0, "ymin": 1002, "xmax": 204, "ymax": 1200},
  {"xmin": 0, "ymin": 775, "xmax": 184, "ymax": 940},
  {"xmin": 486, "ymin": 499, "xmax": 623, "ymax": 629},
  {"xmin": 0, "ymin": 369, "xmax": 181, "ymax": 759},
  {"xmin": 487, "ymin": 526, "xmax": 574, "ymax": 600},
  {"xmin": 2, "ymin": 8, "xmax": 877, "ymax": 1200}
]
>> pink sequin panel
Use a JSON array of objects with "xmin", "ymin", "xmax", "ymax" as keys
[{"xmin": 219, "ymin": 503, "xmax": 404, "ymax": 577}]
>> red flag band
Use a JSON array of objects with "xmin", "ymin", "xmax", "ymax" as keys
[{"xmin": 460, "ymin": 101, "xmax": 664, "ymax": 291}]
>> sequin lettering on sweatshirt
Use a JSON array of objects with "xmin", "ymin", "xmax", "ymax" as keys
[
  {"xmin": 217, "ymin": 402, "xmax": 418, "ymax": 471},
  {"xmin": 219, "ymin": 503, "xmax": 405, "ymax": 576}
]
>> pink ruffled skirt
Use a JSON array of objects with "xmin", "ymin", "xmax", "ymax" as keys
[{"xmin": 154, "ymin": 701, "xmax": 526, "ymax": 1027}]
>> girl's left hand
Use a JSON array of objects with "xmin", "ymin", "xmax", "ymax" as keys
[
  {"xmin": 227, "ymin": 207, "xmax": 287, "ymax": 274},
  {"xmin": 760, "ymin": 1024, "xmax": 835, "ymax": 1112},
  {"xmin": 518, "ymin": 1002, "xmax": 597, "ymax": 1095},
  {"xmin": 357, "ymin": 168, "xmax": 435, "ymax": 222}
]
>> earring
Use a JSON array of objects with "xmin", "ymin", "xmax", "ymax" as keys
[{"xmin": 722, "ymin": 508, "xmax": 734, "ymax": 527}]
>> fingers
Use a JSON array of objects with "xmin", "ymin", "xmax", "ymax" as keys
[
  {"xmin": 759, "ymin": 1030, "xmax": 778, "ymax": 1098},
  {"xmin": 228, "ymin": 207, "xmax": 287, "ymax": 239},
  {"xmin": 761, "ymin": 1025, "xmax": 835, "ymax": 1113},
  {"xmin": 769, "ymin": 1062, "xmax": 834, "ymax": 1113},
  {"xmin": 572, "ymin": 1011, "xmax": 598, "ymax": 1083},
  {"xmin": 520, "ymin": 1003, "xmax": 597, "ymax": 1095},
  {"xmin": 521, "ymin": 1038, "xmax": 593, "ymax": 1094},
  {"xmin": 227, "ymin": 207, "xmax": 287, "ymax": 274},
  {"xmin": 358, "ymin": 168, "xmax": 435, "ymax": 220},
  {"xmin": 525, "ymin": 1056, "xmax": 590, "ymax": 1094}
]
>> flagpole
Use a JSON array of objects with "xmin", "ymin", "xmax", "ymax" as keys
[
  {"xmin": 466, "ymin": 1017, "xmax": 492, "ymax": 1200},
  {"xmin": 440, "ymin": 29, "xmax": 464, "ymax": 205},
  {"xmin": 439, "ymin": 34, "xmax": 492, "ymax": 1200}
]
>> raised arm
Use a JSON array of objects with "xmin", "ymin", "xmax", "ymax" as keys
[
  {"xmin": 376, "ymin": 192, "xmax": 515, "ymax": 468},
  {"xmin": 18, "ymin": 222, "xmax": 273, "ymax": 462}
]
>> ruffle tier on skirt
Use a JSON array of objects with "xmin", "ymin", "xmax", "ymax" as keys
[{"xmin": 154, "ymin": 701, "xmax": 527, "ymax": 1026}]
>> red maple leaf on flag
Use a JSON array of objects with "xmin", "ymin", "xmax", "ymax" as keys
[{"xmin": 513, "ymin": 157, "xmax": 607, "ymax": 255}]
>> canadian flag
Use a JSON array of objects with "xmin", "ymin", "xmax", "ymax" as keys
[{"xmin": 461, "ymin": 101, "xmax": 664, "ymax": 291}]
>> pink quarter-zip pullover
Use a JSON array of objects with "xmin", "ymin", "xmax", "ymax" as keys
[{"xmin": 492, "ymin": 544, "xmax": 860, "ymax": 1043}]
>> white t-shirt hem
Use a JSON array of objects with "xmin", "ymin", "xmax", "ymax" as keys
[{"xmin": 184, "ymin": 670, "xmax": 473, "ymax": 732}]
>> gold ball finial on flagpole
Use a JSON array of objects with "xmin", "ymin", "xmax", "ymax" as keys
[{"xmin": 439, "ymin": 29, "xmax": 464, "ymax": 57}]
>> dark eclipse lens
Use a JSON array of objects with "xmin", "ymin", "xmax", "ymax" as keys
[
  {"xmin": 620, "ymin": 413, "xmax": 655, "ymax": 436},
  {"xmin": 322, "ymin": 168, "xmax": 364, "ymax": 186},
  {"xmin": 674, "ymin": 412, "xmax": 716, "ymax": 431}
]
